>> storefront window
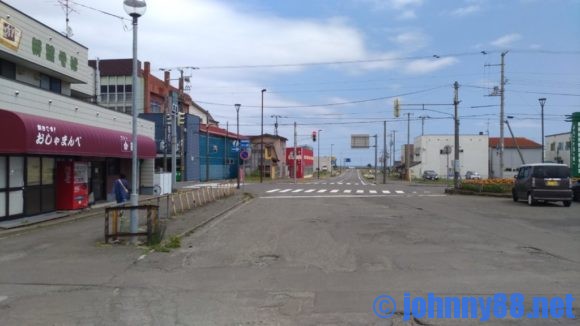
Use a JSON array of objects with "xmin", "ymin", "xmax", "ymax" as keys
[
  {"xmin": 0, "ymin": 157, "xmax": 5, "ymax": 188},
  {"xmin": 42, "ymin": 158, "xmax": 55, "ymax": 185},
  {"xmin": 9, "ymin": 156, "xmax": 24, "ymax": 188},
  {"xmin": 8, "ymin": 190, "xmax": 23, "ymax": 215},
  {"xmin": 27, "ymin": 157, "xmax": 41, "ymax": 186}
]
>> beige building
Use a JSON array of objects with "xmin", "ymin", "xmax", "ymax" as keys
[
  {"xmin": 249, "ymin": 134, "xmax": 288, "ymax": 179},
  {"xmin": 0, "ymin": 2, "xmax": 155, "ymax": 220}
]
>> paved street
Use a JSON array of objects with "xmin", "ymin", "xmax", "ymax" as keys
[{"xmin": 1, "ymin": 170, "xmax": 579, "ymax": 325}]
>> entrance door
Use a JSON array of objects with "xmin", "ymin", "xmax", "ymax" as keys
[
  {"xmin": 90, "ymin": 161, "xmax": 106, "ymax": 202},
  {"xmin": 0, "ymin": 156, "xmax": 24, "ymax": 220},
  {"xmin": 24, "ymin": 157, "xmax": 55, "ymax": 216}
]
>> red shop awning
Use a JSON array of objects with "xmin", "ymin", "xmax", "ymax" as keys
[{"xmin": 0, "ymin": 109, "xmax": 156, "ymax": 159}]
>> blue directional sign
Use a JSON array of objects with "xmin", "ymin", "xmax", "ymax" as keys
[
  {"xmin": 240, "ymin": 139, "xmax": 250, "ymax": 148},
  {"xmin": 345, "ymin": 158, "xmax": 351, "ymax": 163}
]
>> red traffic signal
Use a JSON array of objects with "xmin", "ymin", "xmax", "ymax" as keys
[{"xmin": 312, "ymin": 131, "xmax": 317, "ymax": 142}]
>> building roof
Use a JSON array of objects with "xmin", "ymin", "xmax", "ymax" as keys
[
  {"xmin": 248, "ymin": 134, "xmax": 288, "ymax": 142},
  {"xmin": 545, "ymin": 132, "xmax": 571, "ymax": 137},
  {"xmin": 489, "ymin": 137, "xmax": 541, "ymax": 149},
  {"xmin": 88, "ymin": 59, "xmax": 143, "ymax": 77},
  {"xmin": 200, "ymin": 124, "xmax": 248, "ymax": 139}
]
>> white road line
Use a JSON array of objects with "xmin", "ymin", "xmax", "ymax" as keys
[
  {"xmin": 344, "ymin": 189, "xmax": 352, "ymax": 193},
  {"xmin": 356, "ymin": 190, "xmax": 364, "ymax": 194},
  {"xmin": 346, "ymin": 182, "xmax": 351, "ymax": 185},
  {"xmin": 261, "ymin": 194, "xmax": 448, "ymax": 199},
  {"xmin": 304, "ymin": 189, "xmax": 316, "ymax": 193},
  {"xmin": 395, "ymin": 190, "xmax": 405, "ymax": 194},
  {"xmin": 317, "ymin": 189, "xmax": 328, "ymax": 193},
  {"xmin": 382, "ymin": 190, "xmax": 391, "ymax": 194},
  {"xmin": 369, "ymin": 190, "xmax": 377, "ymax": 194},
  {"xmin": 338, "ymin": 182, "xmax": 343, "ymax": 185},
  {"xmin": 279, "ymin": 189, "xmax": 293, "ymax": 193},
  {"xmin": 330, "ymin": 189, "xmax": 339, "ymax": 193},
  {"xmin": 266, "ymin": 189, "xmax": 280, "ymax": 193},
  {"xmin": 292, "ymin": 189, "xmax": 304, "ymax": 193}
]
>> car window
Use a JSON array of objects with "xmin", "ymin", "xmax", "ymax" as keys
[
  {"xmin": 522, "ymin": 167, "xmax": 530, "ymax": 179},
  {"xmin": 531, "ymin": 166, "xmax": 569, "ymax": 178}
]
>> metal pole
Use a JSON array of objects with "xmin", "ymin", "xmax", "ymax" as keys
[
  {"xmin": 374, "ymin": 134, "xmax": 378, "ymax": 183},
  {"xmin": 317, "ymin": 130, "xmax": 321, "ymax": 179},
  {"xmin": 129, "ymin": 15, "xmax": 139, "ymax": 238},
  {"xmin": 294, "ymin": 121, "xmax": 297, "ymax": 184},
  {"xmin": 539, "ymin": 98, "xmax": 546, "ymax": 163},
  {"xmin": 505, "ymin": 119, "xmax": 525, "ymax": 164},
  {"xmin": 383, "ymin": 121, "xmax": 387, "ymax": 184},
  {"xmin": 235, "ymin": 104, "xmax": 241, "ymax": 189},
  {"xmin": 330, "ymin": 144, "xmax": 334, "ymax": 177},
  {"xmin": 499, "ymin": 51, "xmax": 507, "ymax": 178},
  {"xmin": 454, "ymin": 81, "xmax": 460, "ymax": 189},
  {"xmin": 205, "ymin": 111, "xmax": 209, "ymax": 181},
  {"xmin": 224, "ymin": 121, "xmax": 228, "ymax": 179},
  {"xmin": 406, "ymin": 113, "xmax": 411, "ymax": 182},
  {"xmin": 171, "ymin": 97, "xmax": 177, "ymax": 190},
  {"xmin": 260, "ymin": 89, "xmax": 266, "ymax": 183}
]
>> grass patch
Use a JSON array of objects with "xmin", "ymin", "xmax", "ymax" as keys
[
  {"xmin": 461, "ymin": 182, "xmax": 511, "ymax": 193},
  {"xmin": 149, "ymin": 235, "xmax": 181, "ymax": 253}
]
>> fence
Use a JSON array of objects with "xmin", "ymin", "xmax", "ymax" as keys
[{"xmin": 105, "ymin": 181, "xmax": 236, "ymax": 244}]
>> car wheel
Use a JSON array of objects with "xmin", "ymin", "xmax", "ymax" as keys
[
  {"xmin": 512, "ymin": 189, "xmax": 518, "ymax": 202},
  {"xmin": 563, "ymin": 200, "xmax": 572, "ymax": 207},
  {"xmin": 527, "ymin": 193, "xmax": 536, "ymax": 206}
]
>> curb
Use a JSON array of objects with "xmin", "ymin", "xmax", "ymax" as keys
[
  {"xmin": 444, "ymin": 188, "xmax": 511, "ymax": 198},
  {"xmin": 176, "ymin": 193, "xmax": 254, "ymax": 239}
]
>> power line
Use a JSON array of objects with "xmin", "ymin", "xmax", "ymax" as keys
[{"xmin": 194, "ymin": 85, "xmax": 449, "ymax": 109}]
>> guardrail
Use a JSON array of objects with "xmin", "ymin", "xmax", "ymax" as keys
[{"xmin": 104, "ymin": 205, "xmax": 161, "ymax": 245}]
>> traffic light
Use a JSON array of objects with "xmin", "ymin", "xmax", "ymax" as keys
[
  {"xmin": 312, "ymin": 131, "xmax": 317, "ymax": 142},
  {"xmin": 177, "ymin": 112, "xmax": 185, "ymax": 126},
  {"xmin": 165, "ymin": 112, "xmax": 172, "ymax": 125},
  {"xmin": 393, "ymin": 98, "xmax": 400, "ymax": 118}
]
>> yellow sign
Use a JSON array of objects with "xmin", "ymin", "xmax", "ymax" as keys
[
  {"xmin": 546, "ymin": 180, "xmax": 559, "ymax": 186},
  {"xmin": 0, "ymin": 18, "xmax": 22, "ymax": 51}
]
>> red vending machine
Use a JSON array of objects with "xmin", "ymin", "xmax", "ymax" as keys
[{"xmin": 56, "ymin": 161, "xmax": 89, "ymax": 210}]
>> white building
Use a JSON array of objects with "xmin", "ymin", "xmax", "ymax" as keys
[
  {"xmin": 410, "ymin": 135, "xmax": 489, "ymax": 179},
  {"xmin": 0, "ymin": 2, "xmax": 156, "ymax": 220},
  {"xmin": 545, "ymin": 132, "xmax": 571, "ymax": 166},
  {"xmin": 489, "ymin": 137, "xmax": 542, "ymax": 178},
  {"xmin": 314, "ymin": 156, "xmax": 333, "ymax": 172}
]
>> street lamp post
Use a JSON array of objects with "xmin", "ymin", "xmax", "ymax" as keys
[
  {"xmin": 330, "ymin": 144, "xmax": 334, "ymax": 177},
  {"xmin": 317, "ymin": 129, "xmax": 322, "ymax": 179},
  {"xmin": 260, "ymin": 89, "xmax": 266, "ymax": 183},
  {"xmin": 235, "ymin": 104, "xmax": 241, "ymax": 189},
  {"xmin": 538, "ymin": 98, "xmax": 547, "ymax": 163},
  {"xmin": 123, "ymin": 0, "xmax": 146, "ymax": 240}
]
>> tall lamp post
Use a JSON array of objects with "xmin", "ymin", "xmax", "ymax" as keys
[
  {"xmin": 260, "ymin": 89, "xmax": 266, "ymax": 183},
  {"xmin": 538, "ymin": 98, "xmax": 547, "ymax": 163},
  {"xmin": 235, "ymin": 104, "xmax": 241, "ymax": 189},
  {"xmin": 330, "ymin": 144, "xmax": 334, "ymax": 177},
  {"xmin": 317, "ymin": 129, "xmax": 323, "ymax": 179},
  {"xmin": 124, "ymin": 0, "xmax": 146, "ymax": 240}
]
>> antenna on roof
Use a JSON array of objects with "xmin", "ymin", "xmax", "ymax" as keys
[{"xmin": 57, "ymin": 0, "xmax": 77, "ymax": 38}]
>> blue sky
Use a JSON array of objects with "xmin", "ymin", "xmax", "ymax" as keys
[{"xmin": 6, "ymin": 0, "xmax": 580, "ymax": 166}]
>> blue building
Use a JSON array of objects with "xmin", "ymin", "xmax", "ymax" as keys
[{"xmin": 199, "ymin": 124, "xmax": 246, "ymax": 182}]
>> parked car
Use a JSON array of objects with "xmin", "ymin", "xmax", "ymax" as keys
[
  {"xmin": 422, "ymin": 170, "xmax": 439, "ymax": 180},
  {"xmin": 465, "ymin": 171, "xmax": 481, "ymax": 179},
  {"xmin": 572, "ymin": 181, "xmax": 580, "ymax": 202},
  {"xmin": 512, "ymin": 163, "xmax": 573, "ymax": 207}
]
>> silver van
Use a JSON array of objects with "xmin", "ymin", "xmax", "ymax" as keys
[{"xmin": 512, "ymin": 163, "xmax": 573, "ymax": 207}]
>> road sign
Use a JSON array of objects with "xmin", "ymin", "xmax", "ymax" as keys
[
  {"xmin": 240, "ymin": 139, "xmax": 250, "ymax": 148},
  {"xmin": 240, "ymin": 149, "xmax": 250, "ymax": 160},
  {"xmin": 351, "ymin": 134, "xmax": 370, "ymax": 148},
  {"xmin": 345, "ymin": 158, "xmax": 351, "ymax": 163}
]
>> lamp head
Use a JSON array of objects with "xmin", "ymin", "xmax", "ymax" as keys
[
  {"xmin": 261, "ymin": 89, "xmax": 267, "ymax": 93},
  {"xmin": 234, "ymin": 103, "xmax": 241, "ymax": 111},
  {"xmin": 123, "ymin": 0, "xmax": 147, "ymax": 18},
  {"xmin": 538, "ymin": 97, "xmax": 547, "ymax": 106}
]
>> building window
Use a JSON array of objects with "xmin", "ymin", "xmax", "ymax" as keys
[
  {"xmin": 565, "ymin": 141, "xmax": 571, "ymax": 150},
  {"xmin": 39, "ymin": 74, "xmax": 62, "ymax": 94},
  {"xmin": 557, "ymin": 142, "xmax": 563, "ymax": 151},
  {"xmin": 550, "ymin": 142, "xmax": 555, "ymax": 151},
  {"xmin": 151, "ymin": 102, "xmax": 161, "ymax": 113},
  {"xmin": 0, "ymin": 58, "xmax": 16, "ymax": 79}
]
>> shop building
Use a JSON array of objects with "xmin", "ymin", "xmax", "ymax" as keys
[
  {"xmin": 286, "ymin": 146, "xmax": 314, "ymax": 178},
  {"xmin": 200, "ymin": 124, "xmax": 246, "ymax": 182},
  {"xmin": 0, "ymin": 2, "xmax": 156, "ymax": 220},
  {"xmin": 249, "ymin": 134, "xmax": 288, "ymax": 179}
]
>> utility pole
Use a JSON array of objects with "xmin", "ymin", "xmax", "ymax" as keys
[
  {"xmin": 419, "ymin": 115, "xmax": 430, "ymax": 136},
  {"xmin": 293, "ymin": 122, "xmax": 297, "ymax": 184},
  {"xmin": 171, "ymin": 96, "xmax": 177, "ymax": 191},
  {"xmin": 383, "ymin": 121, "xmax": 387, "ymax": 184},
  {"xmin": 406, "ymin": 113, "xmax": 412, "ymax": 182},
  {"xmin": 373, "ymin": 134, "xmax": 378, "ymax": 182},
  {"xmin": 499, "ymin": 51, "xmax": 507, "ymax": 178},
  {"xmin": 205, "ymin": 111, "xmax": 210, "ymax": 182},
  {"xmin": 392, "ymin": 130, "xmax": 397, "ymax": 167},
  {"xmin": 454, "ymin": 81, "xmax": 460, "ymax": 189},
  {"xmin": 271, "ymin": 115, "xmax": 285, "ymax": 136},
  {"xmin": 235, "ymin": 104, "xmax": 241, "ymax": 189},
  {"xmin": 260, "ymin": 89, "xmax": 266, "ymax": 183}
]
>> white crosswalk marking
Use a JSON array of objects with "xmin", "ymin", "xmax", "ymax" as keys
[
  {"xmin": 344, "ymin": 189, "xmax": 352, "ymax": 193},
  {"xmin": 292, "ymin": 189, "xmax": 303, "ymax": 193},
  {"xmin": 346, "ymin": 183, "xmax": 351, "ymax": 185},
  {"xmin": 305, "ymin": 189, "xmax": 316, "ymax": 193},
  {"xmin": 382, "ymin": 190, "xmax": 391, "ymax": 194},
  {"xmin": 354, "ymin": 183, "xmax": 359, "ymax": 185},
  {"xmin": 317, "ymin": 189, "xmax": 327, "ymax": 193},
  {"xmin": 266, "ymin": 189, "xmax": 280, "ymax": 193},
  {"xmin": 330, "ymin": 189, "xmax": 339, "ymax": 193},
  {"xmin": 338, "ymin": 182, "xmax": 343, "ymax": 185},
  {"xmin": 279, "ymin": 189, "xmax": 292, "ymax": 193},
  {"xmin": 369, "ymin": 190, "xmax": 377, "ymax": 194},
  {"xmin": 356, "ymin": 190, "xmax": 364, "ymax": 194},
  {"xmin": 330, "ymin": 182, "xmax": 335, "ymax": 185},
  {"xmin": 395, "ymin": 190, "xmax": 405, "ymax": 194}
]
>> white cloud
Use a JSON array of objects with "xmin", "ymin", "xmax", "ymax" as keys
[
  {"xmin": 390, "ymin": 31, "xmax": 428, "ymax": 49},
  {"xmin": 450, "ymin": 4, "xmax": 481, "ymax": 16},
  {"xmin": 490, "ymin": 33, "xmax": 522, "ymax": 47},
  {"xmin": 397, "ymin": 10, "xmax": 417, "ymax": 20},
  {"xmin": 355, "ymin": 0, "xmax": 423, "ymax": 11},
  {"xmin": 404, "ymin": 57, "xmax": 458, "ymax": 74}
]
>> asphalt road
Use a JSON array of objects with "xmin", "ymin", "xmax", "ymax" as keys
[{"xmin": 0, "ymin": 170, "xmax": 578, "ymax": 325}]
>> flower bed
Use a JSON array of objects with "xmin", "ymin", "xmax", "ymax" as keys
[{"xmin": 460, "ymin": 178, "xmax": 513, "ymax": 193}]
